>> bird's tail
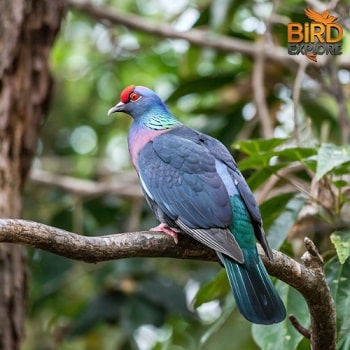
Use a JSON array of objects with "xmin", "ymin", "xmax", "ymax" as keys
[{"xmin": 219, "ymin": 249, "xmax": 286, "ymax": 324}]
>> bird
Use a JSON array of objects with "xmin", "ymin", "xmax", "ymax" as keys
[
  {"xmin": 304, "ymin": 8, "xmax": 337, "ymax": 25},
  {"xmin": 108, "ymin": 85, "xmax": 286, "ymax": 324}
]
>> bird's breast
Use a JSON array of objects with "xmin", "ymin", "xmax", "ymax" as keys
[{"xmin": 128, "ymin": 126, "xmax": 169, "ymax": 168}]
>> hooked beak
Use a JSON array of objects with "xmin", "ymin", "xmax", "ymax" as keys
[{"xmin": 107, "ymin": 101, "xmax": 125, "ymax": 116}]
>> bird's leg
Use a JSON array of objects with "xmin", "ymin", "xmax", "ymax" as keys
[{"xmin": 150, "ymin": 223, "xmax": 179, "ymax": 244}]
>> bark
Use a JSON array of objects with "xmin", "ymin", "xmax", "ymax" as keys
[{"xmin": 0, "ymin": 1, "xmax": 64, "ymax": 348}]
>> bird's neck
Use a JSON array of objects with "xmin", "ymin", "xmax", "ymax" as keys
[
  {"xmin": 128, "ymin": 120, "xmax": 179, "ymax": 168},
  {"xmin": 141, "ymin": 110, "xmax": 181, "ymax": 131}
]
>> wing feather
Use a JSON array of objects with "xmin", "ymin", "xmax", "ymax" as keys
[
  {"xmin": 137, "ymin": 129, "xmax": 244, "ymax": 262},
  {"xmin": 166, "ymin": 126, "xmax": 273, "ymax": 260}
]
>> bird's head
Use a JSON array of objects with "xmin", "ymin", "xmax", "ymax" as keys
[
  {"xmin": 108, "ymin": 85, "xmax": 166, "ymax": 119},
  {"xmin": 108, "ymin": 85, "xmax": 180, "ymax": 130}
]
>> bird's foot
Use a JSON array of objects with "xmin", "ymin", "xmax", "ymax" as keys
[{"xmin": 150, "ymin": 223, "xmax": 179, "ymax": 244}]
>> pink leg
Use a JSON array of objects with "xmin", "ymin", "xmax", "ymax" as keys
[{"xmin": 150, "ymin": 223, "xmax": 179, "ymax": 244}]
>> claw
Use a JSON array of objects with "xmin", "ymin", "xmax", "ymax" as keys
[{"xmin": 150, "ymin": 223, "xmax": 179, "ymax": 244}]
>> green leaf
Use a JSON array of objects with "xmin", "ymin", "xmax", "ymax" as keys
[
  {"xmin": 234, "ymin": 142, "xmax": 316, "ymax": 171},
  {"xmin": 123, "ymin": 294, "xmax": 166, "ymax": 329},
  {"xmin": 200, "ymin": 296, "xmax": 258, "ymax": 350},
  {"xmin": 333, "ymin": 180, "xmax": 349, "ymax": 189},
  {"xmin": 68, "ymin": 291, "xmax": 125, "ymax": 337},
  {"xmin": 232, "ymin": 138, "xmax": 288, "ymax": 155},
  {"xmin": 260, "ymin": 193, "xmax": 295, "ymax": 230},
  {"xmin": 326, "ymin": 257, "xmax": 350, "ymax": 350},
  {"xmin": 194, "ymin": 270, "xmax": 230, "ymax": 308},
  {"xmin": 316, "ymin": 143, "xmax": 350, "ymax": 180},
  {"xmin": 252, "ymin": 281, "xmax": 310, "ymax": 350},
  {"xmin": 246, "ymin": 164, "xmax": 286, "ymax": 191},
  {"xmin": 266, "ymin": 196, "xmax": 306, "ymax": 251},
  {"xmin": 274, "ymin": 147, "xmax": 317, "ymax": 162},
  {"xmin": 330, "ymin": 231, "xmax": 350, "ymax": 264},
  {"xmin": 237, "ymin": 154, "xmax": 274, "ymax": 170},
  {"xmin": 166, "ymin": 74, "xmax": 238, "ymax": 102},
  {"xmin": 140, "ymin": 274, "xmax": 193, "ymax": 318}
]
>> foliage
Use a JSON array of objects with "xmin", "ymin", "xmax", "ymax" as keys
[
  {"xmin": 252, "ymin": 281, "xmax": 310, "ymax": 350},
  {"xmin": 330, "ymin": 231, "xmax": 350, "ymax": 264},
  {"xmin": 23, "ymin": 0, "xmax": 350, "ymax": 349},
  {"xmin": 316, "ymin": 143, "xmax": 350, "ymax": 180},
  {"xmin": 326, "ymin": 257, "xmax": 350, "ymax": 350}
]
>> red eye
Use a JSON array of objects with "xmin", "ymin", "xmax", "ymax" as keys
[{"xmin": 129, "ymin": 92, "xmax": 141, "ymax": 102}]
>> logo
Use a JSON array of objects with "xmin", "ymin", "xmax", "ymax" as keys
[{"xmin": 287, "ymin": 8, "xmax": 343, "ymax": 62}]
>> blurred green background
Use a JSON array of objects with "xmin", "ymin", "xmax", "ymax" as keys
[{"xmin": 22, "ymin": 0, "xmax": 350, "ymax": 349}]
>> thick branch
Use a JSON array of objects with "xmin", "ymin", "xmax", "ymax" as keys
[
  {"xmin": 0, "ymin": 219, "xmax": 336, "ymax": 349},
  {"xmin": 301, "ymin": 238, "xmax": 336, "ymax": 350},
  {"xmin": 0, "ymin": 219, "xmax": 215, "ymax": 262}
]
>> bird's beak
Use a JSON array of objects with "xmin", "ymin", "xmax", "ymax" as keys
[{"xmin": 107, "ymin": 101, "xmax": 125, "ymax": 116}]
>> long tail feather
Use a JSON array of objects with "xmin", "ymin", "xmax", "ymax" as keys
[{"xmin": 219, "ymin": 249, "xmax": 286, "ymax": 324}]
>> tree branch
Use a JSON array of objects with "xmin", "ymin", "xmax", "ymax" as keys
[
  {"xmin": 326, "ymin": 59, "xmax": 350, "ymax": 144},
  {"xmin": 64, "ymin": 0, "xmax": 350, "ymax": 72},
  {"xmin": 292, "ymin": 59, "xmax": 307, "ymax": 144},
  {"xmin": 64, "ymin": 0, "xmax": 296, "ymax": 68},
  {"xmin": 30, "ymin": 169, "xmax": 142, "ymax": 198},
  {"xmin": 252, "ymin": 39, "xmax": 274, "ymax": 139},
  {"xmin": 289, "ymin": 315, "xmax": 312, "ymax": 339},
  {"xmin": 0, "ymin": 219, "xmax": 216, "ymax": 262},
  {"xmin": 0, "ymin": 218, "xmax": 336, "ymax": 349}
]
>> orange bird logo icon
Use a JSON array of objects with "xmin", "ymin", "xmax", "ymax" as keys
[
  {"xmin": 304, "ymin": 8, "xmax": 338, "ymax": 62},
  {"xmin": 287, "ymin": 8, "xmax": 343, "ymax": 61},
  {"xmin": 304, "ymin": 8, "xmax": 338, "ymax": 25}
]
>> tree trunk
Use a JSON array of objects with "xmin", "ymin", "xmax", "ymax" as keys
[{"xmin": 0, "ymin": 1, "xmax": 64, "ymax": 348}]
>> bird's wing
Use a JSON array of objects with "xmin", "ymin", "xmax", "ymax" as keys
[
  {"xmin": 304, "ymin": 8, "xmax": 325, "ymax": 23},
  {"xmin": 186, "ymin": 128, "xmax": 274, "ymax": 260},
  {"xmin": 137, "ymin": 130, "xmax": 244, "ymax": 262}
]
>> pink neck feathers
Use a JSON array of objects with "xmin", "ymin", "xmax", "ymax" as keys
[{"xmin": 128, "ymin": 126, "xmax": 168, "ymax": 168}]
